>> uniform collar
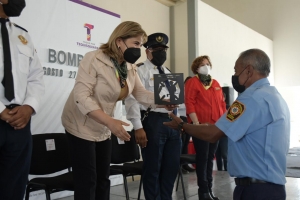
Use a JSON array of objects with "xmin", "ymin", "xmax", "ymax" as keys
[{"xmin": 248, "ymin": 78, "xmax": 270, "ymax": 89}]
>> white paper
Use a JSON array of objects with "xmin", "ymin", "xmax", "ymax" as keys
[
  {"xmin": 45, "ymin": 139, "xmax": 56, "ymax": 151},
  {"xmin": 117, "ymin": 137, "xmax": 125, "ymax": 144}
]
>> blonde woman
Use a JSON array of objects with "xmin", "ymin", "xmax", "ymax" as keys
[{"xmin": 61, "ymin": 21, "xmax": 170, "ymax": 200}]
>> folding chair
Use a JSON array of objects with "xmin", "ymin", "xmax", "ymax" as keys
[
  {"xmin": 110, "ymin": 131, "xmax": 143, "ymax": 200},
  {"xmin": 25, "ymin": 133, "xmax": 73, "ymax": 200}
]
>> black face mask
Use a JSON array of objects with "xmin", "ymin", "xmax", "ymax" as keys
[
  {"xmin": 151, "ymin": 50, "xmax": 166, "ymax": 67},
  {"xmin": 231, "ymin": 67, "xmax": 249, "ymax": 93},
  {"xmin": 122, "ymin": 40, "xmax": 141, "ymax": 64},
  {"xmin": 3, "ymin": 0, "xmax": 26, "ymax": 17}
]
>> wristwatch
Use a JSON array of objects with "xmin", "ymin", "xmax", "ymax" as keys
[{"xmin": 178, "ymin": 121, "xmax": 186, "ymax": 133}]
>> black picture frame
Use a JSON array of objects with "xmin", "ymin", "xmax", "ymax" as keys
[{"xmin": 154, "ymin": 73, "xmax": 184, "ymax": 105}]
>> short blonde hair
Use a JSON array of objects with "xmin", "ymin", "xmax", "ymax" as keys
[
  {"xmin": 191, "ymin": 55, "xmax": 212, "ymax": 74},
  {"xmin": 100, "ymin": 21, "xmax": 147, "ymax": 61}
]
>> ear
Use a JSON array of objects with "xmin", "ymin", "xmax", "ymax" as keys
[
  {"xmin": 247, "ymin": 65, "xmax": 254, "ymax": 76},
  {"xmin": 115, "ymin": 38, "xmax": 122, "ymax": 48}
]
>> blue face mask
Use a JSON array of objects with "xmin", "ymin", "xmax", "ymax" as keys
[{"xmin": 231, "ymin": 67, "xmax": 249, "ymax": 93}]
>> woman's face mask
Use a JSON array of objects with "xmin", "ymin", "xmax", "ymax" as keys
[
  {"xmin": 121, "ymin": 40, "xmax": 141, "ymax": 64},
  {"xmin": 197, "ymin": 65, "xmax": 210, "ymax": 75}
]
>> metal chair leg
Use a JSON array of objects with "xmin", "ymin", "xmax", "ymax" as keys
[
  {"xmin": 176, "ymin": 164, "xmax": 181, "ymax": 191},
  {"xmin": 179, "ymin": 165, "xmax": 187, "ymax": 200},
  {"xmin": 137, "ymin": 175, "xmax": 143, "ymax": 200},
  {"xmin": 123, "ymin": 176, "xmax": 130, "ymax": 200},
  {"xmin": 45, "ymin": 189, "xmax": 51, "ymax": 200}
]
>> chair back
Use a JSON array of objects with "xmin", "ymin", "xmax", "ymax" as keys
[
  {"xmin": 111, "ymin": 131, "xmax": 140, "ymax": 164},
  {"xmin": 30, "ymin": 133, "xmax": 71, "ymax": 175}
]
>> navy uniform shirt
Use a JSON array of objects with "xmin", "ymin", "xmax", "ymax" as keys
[
  {"xmin": 216, "ymin": 78, "xmax": 290, "ymax": 185},
  {"xmin": 0, "ymin": 20, "xmax": 44, "ymax": 114}
]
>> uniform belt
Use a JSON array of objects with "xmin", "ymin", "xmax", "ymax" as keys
[
  {"xmin": 234, "ymin": 177, "xmax": 268, "ymax": 186},
  {"xmin": 141, "ymin": 110, "xmax": 170, "ymax": 119},
  {"xmin": 5, "ymin": 104, "xmax": 20, "ymax": 109}
]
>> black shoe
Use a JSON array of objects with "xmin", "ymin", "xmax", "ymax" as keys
[
  {"xmin": 181, "ymin": 167, "xmax": 189, "ymax": 174},
  {"xmin": 209, "ymin": 192, "xmax": 220, "ymax": 200},
  {"xmin": 182, "ymin": 164, "xmax": 195, "ymax": 172},
  {"xmin": 198, "ymin": 192, "xmax": 213, "ymax": 200}
]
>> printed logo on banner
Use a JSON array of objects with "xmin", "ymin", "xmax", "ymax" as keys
[
  {"xmin": 84, "ymin": 23, "xmax": 94, "ymax": 41},
  {"xmin": 76, "ymin": 22, "xmax": 98, "ymax": 49}
]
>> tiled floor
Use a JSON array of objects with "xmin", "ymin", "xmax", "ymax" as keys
[{"xmin": 58, "ymin": 171, "xmax": 300, "ymax": 200}]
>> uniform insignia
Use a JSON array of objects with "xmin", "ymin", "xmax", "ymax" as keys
[
  {"xmin": 136, "ymin": 62, "xmax": 144, "ymax": 67},
  {"xmin": 150, "ymin": 77, "xmax": 154, "ymax": 81},
  {"xmin": 18, "ymin": 35, "xmax": 28, "ymax": 45},
  {"xmin": 226, "ymin": 101, "xmax": 245, "ymax": 122},
  {"xmin": 156, "ymin": 36, "xmax": 163, "ymax": 43},
  {"xmin": 154, "ymin": 66, "xmax": 157, "ymax": 69},
  {"xmin": 215, "ymin": 87, "xmax": 220, "ymax": 90}
]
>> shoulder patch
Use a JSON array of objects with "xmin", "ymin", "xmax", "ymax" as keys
[
  {"xmin": 136, "ymin": 62, "xmax": 144, "ymax": 67},
  {"xmin": 13, "ymin": 23, "xmax": 28, "ymax": 32},
  {"xmin": 226, "ymin": 101, "xmax": 245, "ymax": 122}
]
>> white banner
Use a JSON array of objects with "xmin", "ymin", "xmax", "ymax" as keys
[{"xmin": 12, "ymin": 0, "xmax": 121, "ymax": 199}]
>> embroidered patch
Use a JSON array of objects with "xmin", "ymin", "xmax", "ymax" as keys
[
  {"xmin": 18, "ymin": 35, "xmax": 28, "ymax": 45},
  {"xmin": 226, "ymin": 101, "xmax": 245, "ymax": 122},
  {"xmin": 215, "ymin": 87, "xmax": 220, "ymax": 90}
]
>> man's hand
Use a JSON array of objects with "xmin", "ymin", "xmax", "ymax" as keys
[
  {"xmin": 107, "ymin": 118, "xmax": 131, "ymax": 141},
  {"xmin": 0, "ymin": 108, "xmax": 13, "ymax": 121},
  {"xmin": 135, "ymin": 128, "xmax": 148, "ymax": 148},
  {"xmin": 163, "ymin": 112, "xmax": 183, "ymax": 130},
  {"xmin": 6, "ymin": 105, "xmax": 34, "ymax": 129}
]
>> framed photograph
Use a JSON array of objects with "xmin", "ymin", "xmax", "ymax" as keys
[{"xmin": 154, "ymin": 73, "xmax": 184, "ymax": 105}]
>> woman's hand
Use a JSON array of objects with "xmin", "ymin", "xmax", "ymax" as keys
[{"xmin": 106, "ymin": 118, "xmax": 131, "ymax": 141}]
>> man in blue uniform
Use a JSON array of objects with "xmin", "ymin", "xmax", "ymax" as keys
[
  {"xmin": 0, "ymin": 0, "xmax": 45, "ymax": 199},
  {"xmin": 125, "ymin": 33, "xmax": 181, "ymax": 200},
  {"xmin": 164, "ymin": 49, "xmax": 290, "ymax": 200}
]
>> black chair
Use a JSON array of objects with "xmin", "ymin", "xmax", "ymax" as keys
[
  {"xmin": 110, "ymin": 132, "xmax": 143, "ymax": 200},
  {"xmin": 176, "ymin": 133, "xmax": 197, "ymax": 200},
  {"xmin": 25, "ymin": 133, "xmax": 73, "ymax": 200}
]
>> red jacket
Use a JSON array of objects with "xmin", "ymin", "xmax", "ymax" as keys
[{"xmin": 185, "ymin": 76, "xmax": 226, "ymax": 124}]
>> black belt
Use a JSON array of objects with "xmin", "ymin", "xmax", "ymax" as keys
[
  {"xmin": 141, "ymin": 110, "xmax": 170, "ymax": 119},
  {"xmin": 5, "ymin": 104, "xmax": 20, "ymax": 109},
  {"xmin": 235, "ymin": 177, "xmax": 268, "ymax": 186}
]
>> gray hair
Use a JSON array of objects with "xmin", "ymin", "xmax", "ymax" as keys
[{"xmin": 239, "ymin": 49, "xmax": 270, "ymax": 76}]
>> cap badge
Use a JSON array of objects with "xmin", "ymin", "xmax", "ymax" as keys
[
  {"xmin": 156, "ymin": 36, "xmax": 163, "ymax": 43},
  {"xmin": 18, "ymin": 35, "xmax": 28, "ymax": 45}
]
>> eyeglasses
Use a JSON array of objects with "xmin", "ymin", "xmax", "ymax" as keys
[{"xmin": 148, "ymin": 47, "xmax": 168, "ymax": 52}]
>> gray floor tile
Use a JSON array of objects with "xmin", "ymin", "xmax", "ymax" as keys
[{"xmin": 58, "ymin": 171, "xmax": 300, "ymax": 200}]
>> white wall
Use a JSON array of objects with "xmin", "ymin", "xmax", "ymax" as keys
[
  {"xmin": 273, "ymin": 1, "xmax": 300, "ymax": 87},
  {"xmin": 83, "ymin": 0, "xmax": 171, "ymax": 67},
  {"xmin": 197, "ymin": 1, "xmax": 274, "ymax": 87}
]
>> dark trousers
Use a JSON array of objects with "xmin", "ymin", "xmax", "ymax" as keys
[
  {"xmin": 66, "ymin": 132, "xmax": 111, "ymax": 200},
  {"xmin": 233, "ymin": 183, "xmax": 286, "ymax": 200},
  {"xmin": 0, "ymin": 119, "xmax": 32, "ymax": 200},
  {"xmin": 215, "ymin": 136, "xmax": 228, "ymax": 171},
  {"xmin": 142, "ymin": 113, "xmax": 181, "ymax": 200},
  {"xmin": 192, "ymin": 136, "xmax": 218, "ymax": 193}
]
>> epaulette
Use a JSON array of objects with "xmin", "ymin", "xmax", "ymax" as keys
[
  {"xmin": 12, "ymin": 23, "xmax": 28, "ymax": 32},
  {"xmin": 136, "ymin": 62, "xmax": 144, "ymax": 67},
  {"xmin": 165, "ymin": 67, "xmax": 172, "ymax": 73}
]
